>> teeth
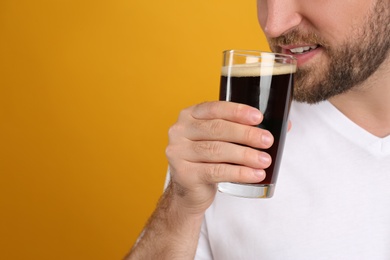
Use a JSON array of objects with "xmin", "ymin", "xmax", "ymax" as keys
[{"xmin": 290, "ymin": 45, "xmax": 318, "ymax": 54}]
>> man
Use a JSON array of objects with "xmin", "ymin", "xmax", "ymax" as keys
[{"xmin": 127, "ymin": 0, "xmax": 390, "ymax": 259}]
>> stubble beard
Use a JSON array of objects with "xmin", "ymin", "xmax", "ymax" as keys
[{"xmin": 268, "ymin": 0, "xmax": 390, "ymax": 104}]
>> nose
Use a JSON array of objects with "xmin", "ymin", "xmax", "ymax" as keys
[{"xmin": 257, "ymin": 0, "xmax": 303, "ymax": 38}]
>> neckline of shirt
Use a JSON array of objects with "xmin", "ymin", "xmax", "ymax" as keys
[{"xmin": 311, "ymin": 101, "xmax": 390, "ymax": 156}]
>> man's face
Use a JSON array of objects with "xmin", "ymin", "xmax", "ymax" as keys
[{"xmin": 257, "ymin": 0, "xmax": 390, "ymax": 103}]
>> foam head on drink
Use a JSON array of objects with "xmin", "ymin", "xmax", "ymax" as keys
[{"xmin": 221, "ymin": 61, "xmax": 296, "ymax": 78}]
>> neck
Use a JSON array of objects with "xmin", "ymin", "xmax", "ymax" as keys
[{"xmin": 329, "ymin": 57, "xmax": 390, "ymax": 138}]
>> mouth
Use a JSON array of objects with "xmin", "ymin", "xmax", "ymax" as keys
[
  {"xmin": 283, "ymin": 44, "xmax": 320, "ymax": 55},
  {"xmin": 288, "ymin": 45, "xmax": 320, "ymax": 54},
  {"xmin": 280, "ymin": 44, "xmax": 322, "ymax": 66}
]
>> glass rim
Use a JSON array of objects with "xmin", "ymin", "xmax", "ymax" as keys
[{"xmin": 223, "ymin": 49, "xmax": 297, "ymax": 61}]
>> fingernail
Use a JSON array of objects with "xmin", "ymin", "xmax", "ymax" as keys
[
  {"xmin": 262, "ymin": 133, "xmax": 273, "ymax": 146},
  {"xmin": 259, "ymin": 154, "xmax": 271, "ymax": 164},
  {"xmin": 254, "ymin": 169, "xmax": 265, "ymax": 180},
  {"xmin": 250, "ymin": 111, "xmax": 262, "ymax": 123}
]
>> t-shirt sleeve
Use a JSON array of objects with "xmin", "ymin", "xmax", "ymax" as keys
[{"xmin": 195, "ymin": 217, "xmax": 213, "ymax": 260}]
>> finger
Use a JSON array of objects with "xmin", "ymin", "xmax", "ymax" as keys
[
  {"xmin": 200, "ymin": 163, "xmax": 266, "ymax": 184},
  {"xmin": 185, "ymin": 119, "xmax": 274, "ymax": 149},
  {"xmin": 186, "ymin": 141, "xmax": 272, "ymax": 169},
  {"xmin": 191, "ymin": 101, "xmax": 263, "ymax": 126}
]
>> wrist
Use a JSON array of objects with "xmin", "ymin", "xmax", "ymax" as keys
[{"xmin": 168, "ymin": 180, "xmax": 216, "ymax": 218}]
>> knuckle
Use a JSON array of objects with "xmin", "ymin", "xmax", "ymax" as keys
[
  {"xmin": 179, "ymin": 106, "xmax": 192, "ymax": 117},
  {"xmin": 243, "ymin": 126, "xmax": 258, "ymax": 144},
  {"xmin": 190, "ymin": 119, "xmax": 203, "ymax": 132},
  {"xmin": 202, "ymin": 164, "xmax": 254, "ymax": 184},
  {"xmin": 193, "ymin": 141, "xmax": 222, "ymax": 158},
  {"xmin": 232, "ymin": 103, "xmax": 246, "ymax": 119},
  {"xmin": 235, "ymin": 166, "xmax": 247, "ymax": 181},
  {"xmin": 167, "ymin": 125, "xmax": 175, "ymax": 139},
  {"xmin": 209, "ymin": 120, "xmax": 224, "ymax": 136},
  {"xmin": 242, "ymin": 146, "xmax": 255, "ymax": 162},
  {"xmin": 203, "ymin": 164, "xmax": 225, "ymax": 183},
  {"xmin": 192, "ymin": 101, "xmax": 216, "ymax": 118},
  {"xmin": 167, "ymin": 123, "xmax": 181, "ymax": 138},
  {"xmin": 191, "ymin": 118, "xmax": 224, "ymax": 137},
  {"xmin": 193, "ymin": 101, "xmax": 208, "ymax": 111},
  {"xmin": 210, "ymin": 142, "xmax": 223, "ymax": 156},
  {"xmin": 177, "ymin": 106, "xmax": 193, "ymax": 123},
  {"xmin": 165, "ymin": 145, "xmax": 176, "ymax": 160},
  {"xmin": 213, "ymin": 164, "xmax": 226, "ymax": 181},
  {"xmin": 204, "ymin": 101, "xmax": 220, "ymax": 116},
  {"xmin": 224, "ymin": 165, "xmax": 248, "ymax": 183}
]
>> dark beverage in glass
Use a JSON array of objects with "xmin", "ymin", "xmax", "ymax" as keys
[{"xmin": 218, "ymin": 50, "xmax": 296, "ymax": 198}]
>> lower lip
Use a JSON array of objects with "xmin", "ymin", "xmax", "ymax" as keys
[{"xmin": 283, "ymin": 47, "xmax": 322, "ymax": 67}]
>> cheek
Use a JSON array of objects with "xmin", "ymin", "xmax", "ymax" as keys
[{"xmin": 300, "ymin": 1, "xmax": 370, "ymax": 44}]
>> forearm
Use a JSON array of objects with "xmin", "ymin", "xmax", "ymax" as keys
[
  {"xmin": 126, "ymin": 102, "xmax": 269, "ymax": 258},
  {"xmin": 125, "ymin": 183, "xmax": 204, "ymax": 259}
]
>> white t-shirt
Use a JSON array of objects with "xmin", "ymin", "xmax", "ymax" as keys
[{"xmin": 195, "ymin": 101, "xmax": 390, "ymax": 260}]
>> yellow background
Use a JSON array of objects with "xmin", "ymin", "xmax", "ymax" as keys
[{"xmin": 0, "ymin": 1, "xmax": 268, "ymax": 259}]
